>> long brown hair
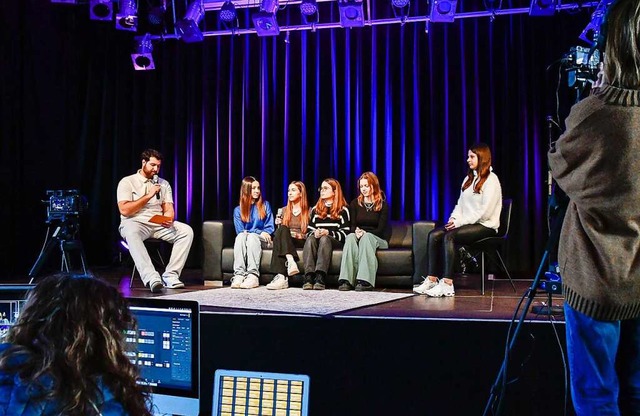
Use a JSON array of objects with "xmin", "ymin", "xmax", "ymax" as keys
[
  {"xmin": 282, "ymin": 181, "xmax": 309, "ymax": 233},
  {"xmin": 0, "ymin": 274, "xmax": 151, "ymax": 416},
  {"xmin": 239, "ymin": 176, "xmax": 266, "ymax": 222},
  {"xmin": 603, "ymin": 0, "xmax": 640, "ymax": 89},
  {"xmin": 356, "ymin": 171, "xmax": 384, "ymax": 211},
  {"xmin": 314, "ymin": 178, "xmax": 347, "ymax": 219},
  {"xmin": 462, "ymin": 143, "xmax": 492, "ymax": 194}
]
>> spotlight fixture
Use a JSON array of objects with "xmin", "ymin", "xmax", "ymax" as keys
[
  {"xmin": 147, "ymin": 0, "xmax": 167, "ymax": 25},
  {"xmin": 338, "ymin": 0, "xmax": 364, "ymax": 28},
  {"xmin": 252, "ymin": 0, "xmax": 280, "ymax": 36},
  {"xmin": 429, "ymin": 0, "xmax": 456, "ymax": 23},
  {"xmin": 391, "ymin": 0, "xmax": 409, "ymax": 21},
  {"xmin": 176, "ymin": 0, "xmax": 205, "ymax": 43},
  {"xmin": 300, "ymin": 0, "xmax": 318, "ymax": 24},
  {"xmin": 89, "ymin": 0, "xmax": 113, "ymax": 21},
  {"xmin": 529, "ymin": 0, "xmax": 556, "ymax": 16},
  {"xmin": 219, "ymin": 1, "xmax": 237, "ymax": 23},
  {"xmin": 131, "ymin": 34, "xmax": 155, "ymax": 70},
  {"xmin": 51, "ymin": 0, "xmax": 80, "ymax": 4},
  {"xmin": 115, "ymin": 0, "xmax": 138, "ymax": 31}
]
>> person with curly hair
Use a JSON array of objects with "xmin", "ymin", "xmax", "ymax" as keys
[{"xmin": 0, "ymin": 274, "xmax": 152, "ymax": 416}]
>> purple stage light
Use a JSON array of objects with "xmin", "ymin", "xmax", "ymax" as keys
[
  {"xmin": 429, "ymin": 0, "xmax": 456, "ymax": 23},
  {"xmin": 176, "ymin": 0, "xmax": 205, "ymax": 43},
  {"xmin": 391, "ymin": 0, "xmax": 409, "ymax": 9},
  {"xmin": 116, "ymin": 0, "xmax": 138, "ymax": 31},
  {"xmin": 299, "ymin": 0, "xmax": 318, "ymax": 16},
  {"xmin": 219, "ymin": 1, "xmax": 237, "ymax": 23},
  {"xmin": 90, "ymin": 0, "xmax": 113, "ymax": 21},
  {"xmin": 529, "ymin": 0, "xmax": 556, "ymax": 16},
  {"xmin": 252, "ymin": 11, "xmax": 280, "ymax": 36},
  {"xmin": 131, "ymin": 34, "xmax": 155, "ymax": 70},
  {"xmin": 338, "ymin": 0, "xmax": 364, "ymax": 28}
]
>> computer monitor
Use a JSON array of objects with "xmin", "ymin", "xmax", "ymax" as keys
[
  {"xmin": 0, "ymin": 285, "xmax": 35, "ymax": 339},
  {"xmin": 127, "ymin": 297, "xmax": 200, "ymax": 416},
  {"xmin": 212, "ymin": 369, "xmax": 310, "ymax": 416}
]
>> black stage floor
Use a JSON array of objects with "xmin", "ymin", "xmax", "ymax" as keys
[{"xmin": 11, "ymin": 267, "xmax": 573, "ymax": 415}]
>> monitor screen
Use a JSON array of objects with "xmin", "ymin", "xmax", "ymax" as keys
[
  {"xmin": 0, "ymin": 285, "xmax": 34, "ymax": 340},
  {"xmin": 127, "ymin": 297, "xmax": 200, "ymax": 416}
]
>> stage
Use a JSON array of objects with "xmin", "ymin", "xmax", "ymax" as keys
[{"xmin": 98, "ymin": 268, "xmax": 571, "ymax": 416}]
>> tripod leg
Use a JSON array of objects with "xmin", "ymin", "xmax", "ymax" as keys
[{"xmin": 28, "ymin": 235, "xmax": 60, "ymax": 280}]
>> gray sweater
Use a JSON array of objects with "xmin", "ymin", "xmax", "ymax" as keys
[{"xmin": 549, "ymin": 84, "xmax": 640, "ymax": 321}]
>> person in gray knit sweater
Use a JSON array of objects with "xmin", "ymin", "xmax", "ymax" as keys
[{"xmin": 548, "ymin": 1, "xmax": 640, "ymax": 413}]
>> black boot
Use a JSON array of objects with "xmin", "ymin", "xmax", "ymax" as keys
[
  {"xmin": 303, "ymin": 273, "xmax": 314, "ymax": 290},
  {"xmin": 313, "ymin": 272, "xmax": 326, "ymax": 290}
]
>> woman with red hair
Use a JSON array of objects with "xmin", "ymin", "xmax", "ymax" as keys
[
  {"xmin": 266, "ymin": 181, "xmax": 310, "ymax": 290},
  {"xmin": 338, "ymin": 172, "xmax": 390, "ymax": 291},
  {"xmin": 414, "ymin": 143, "xmax": 502, "ymax": 297},
  {"xmin": 232, "ymin": 176, "xmax": 275, "ymax": 289},
  {"xmin": 302, "ymin": 178, "xmax": 350, "ymax": 290}
]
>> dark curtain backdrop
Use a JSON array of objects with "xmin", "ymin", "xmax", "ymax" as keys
[{"xmin": 1, "ymin": 1, "xmax": 590, "ymax": 279}]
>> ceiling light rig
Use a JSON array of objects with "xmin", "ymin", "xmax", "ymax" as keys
[
  {"xmin": 116, "ymin": 0, "xmax": 138, "ymax": 31},
  {"xmin": 176, "ymin": 0, "xmax": 206, "ymax": 42}
]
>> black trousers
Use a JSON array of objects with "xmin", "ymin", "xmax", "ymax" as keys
[
  {"xmin": 427, "ymin": 224, "xmax": 495, "ymax": 279},
  {"xmin": 270, "ymin": 225, "xmax": 305, "ymax": 275}
]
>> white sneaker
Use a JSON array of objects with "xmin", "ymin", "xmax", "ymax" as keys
[
  {"xmin": 286, "ymin": 260, "xmax": 300, "ymax": 276},
  {"xmin": 425, "ymin": 280, "xmax": 455, "ymax": 297},
  {"xmin": 266, "ymin": 274, "xmax": 289, "ymax": 290},
  {"xmin": 231, "ymin": 275, "xmax": 246, "ymax": 289},
  {"xmin": 413, "ymin": 277, "xmax": 438, "ymax": 294},
  {"xmin": 240, "ymin": 274, "xmax": 259, "ymax": 289},
  {"xmin": 162, "ymin": 275, "xmax": 185, "ymax": 289}
]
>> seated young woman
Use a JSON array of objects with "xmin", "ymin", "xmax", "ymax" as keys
[
  {"xmin": 231, "ymin": 176, "xmax": 275, "ymax": 289},
  {"xmin": 338, "ymin": 171, "xmax": 390, "ymax": 291},
  {"xmin": 414, "ymin": 142, "xmax": 502, "ymax": 297},
  {"xmin": 266, "ymin": 181, "xmax": 310, "ymax": 290},
  {"xmin": 302, "ymin": 178, "xmax": 350, "ymax": 290}
]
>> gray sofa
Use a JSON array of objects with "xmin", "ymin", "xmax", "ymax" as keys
[{"xmin": 202, "ymin": 220, "xmax": 436, "ymax": 288}]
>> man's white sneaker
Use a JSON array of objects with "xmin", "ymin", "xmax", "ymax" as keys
[
  {"xmin": 266, "ymin": 274, "xmax": 289, "ymax": 290},
  {"xmin": 162, "ymin": 275, "xmax": 185, "ymax": 289},
  {"xmin": 425, "ymin": 280, "xmax": 455, "ymax": 297},
  {"xmin": 240, "ymin": 274, "xmax": 260, "ymax": 289},
  {"xmin": 286, "ymin": 260, "xmax": 300, "ymax": 276},
  {"xmin": 413, "ymin": 277, "xmax": 438, "ymax": 295},
  {"xmin": 231, "ymin": 275, "xmax": 246, "ymax": 289}
]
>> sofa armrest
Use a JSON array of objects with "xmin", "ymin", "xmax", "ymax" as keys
[
  {"xmin": 412, "ymin": 221, "xmax": 436, "ymax": 284},
  {"xmin": 202, "ymin": 220, "xmax": 235, "ymax": 281}
]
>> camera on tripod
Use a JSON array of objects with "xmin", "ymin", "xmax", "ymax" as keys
[
  {"xmin": 45, "ymin": 190, "xmax": 88, "ymax": 223},
  {"xmin": 561, "ymin": 46, "xmax": 601, "ymax": 89}
]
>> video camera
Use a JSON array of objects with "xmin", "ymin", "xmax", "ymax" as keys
[
  {"xmin": 561, "ymin": 46, "xmax": 602, "ymax": 89},
  {"xmin": 45, "ymin": 190, "xmax": 88, "ymax": 222}
]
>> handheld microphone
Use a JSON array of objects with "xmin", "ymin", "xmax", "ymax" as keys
[{"xmin": 152, "ymin": 175, "xmax": 160, "ymax": 200}]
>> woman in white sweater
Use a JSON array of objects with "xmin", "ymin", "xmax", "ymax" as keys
[{"xmin": 414, "ymin": 142, "xmax": 502, "ymax": 297}]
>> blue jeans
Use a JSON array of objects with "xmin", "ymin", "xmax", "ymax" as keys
[{"xmin": 565, "ymin": 303, "xmax": 640, "ymax": 415}]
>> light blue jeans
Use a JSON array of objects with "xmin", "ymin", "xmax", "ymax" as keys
[
  {"xmin": 338, "ymin": 232, "xmax": 388, "ymax": 287},
  {"xmin": 233, "ymin": 232, "xmax": 269, "ymax": 277},
  {"xmin": 565, "ymin": 303, "xmax": 640, "ymax": 415}
]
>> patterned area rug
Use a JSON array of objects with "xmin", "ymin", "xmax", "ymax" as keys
[{"xmin": 156, "ymin": 287, "xmax": 413, "ymax": 316}]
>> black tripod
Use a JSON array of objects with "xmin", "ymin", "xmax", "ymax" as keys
[{"xmin": 28, "ymin": 218, "xmax": 88, "ymax": 283}]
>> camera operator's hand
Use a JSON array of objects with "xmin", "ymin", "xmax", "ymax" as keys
[{"xmin": 592, "ymin": 62, "xmax": 606, "ymax": 89}]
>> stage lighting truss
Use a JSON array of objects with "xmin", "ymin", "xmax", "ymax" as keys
[
  {"xmin": 429, "ymin": 0, "xmax": 456, "ymax": 23},
  {"xmin": 131, "ymin": 34, "xmax": 155, "ymax": 70},
  {"xmin": 176, "ymin": 0, "xmax": 206, "ymax": 42},
  {"xmin": 116, "ymin": 0, "xmax": 138, "ymax": 31},
  {"xmin": 89, "ymin": 0, "xmax": 113, "ymax": 21}
]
